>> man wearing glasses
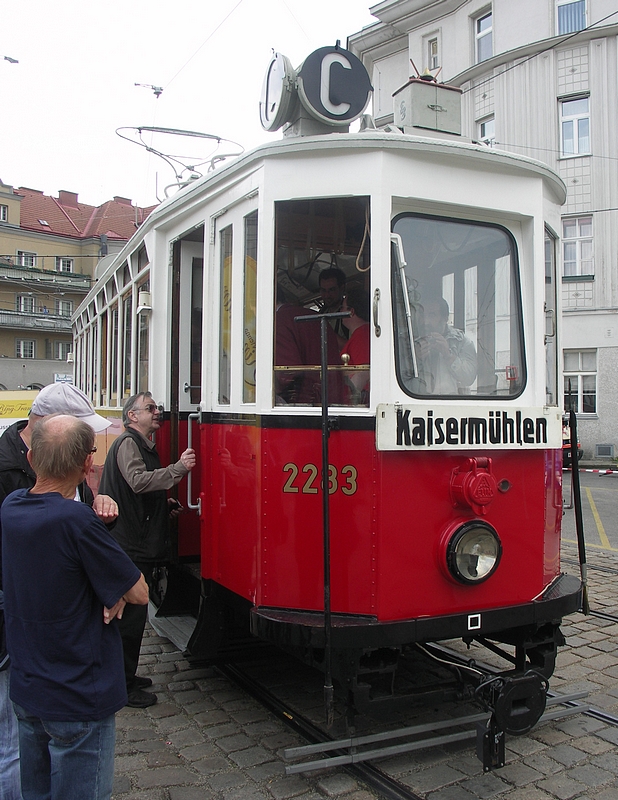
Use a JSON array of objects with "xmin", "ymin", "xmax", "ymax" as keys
[{"xmin": 99, "ymin": 392, "xmax": 196, "ymax": 708}]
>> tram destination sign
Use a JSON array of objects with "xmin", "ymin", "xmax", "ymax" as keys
[{"xmin": 376, "ymin": 404, "xmax": 562, "ymax": 451}]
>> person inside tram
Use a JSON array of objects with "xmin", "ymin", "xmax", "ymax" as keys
[
  {"xmin": 415, "ymin": 297, "xmax": 477, "ymax": 395},
  {"xmin": 340, "ymin": 286, "xmax": 370, "ymax": 404},
  {"xmin": 275, "ymin": 286, "xmax": 343, "ymax": 405},
  {"xmin": 318, "ymin": 267, "xmax": 348, "ymax": 347}
]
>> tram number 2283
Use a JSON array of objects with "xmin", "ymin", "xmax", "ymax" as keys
[{"xmin": 282, "ymin": 463, "xmax": 358, "ymax": 496}]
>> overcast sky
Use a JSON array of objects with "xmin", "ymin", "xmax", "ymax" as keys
[{"xmin": 1, "ymin": 0, "xmax": 378, "ymax": 208}]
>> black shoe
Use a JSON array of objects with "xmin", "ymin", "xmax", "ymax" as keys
[
  {"xmin": 134, "ymin": 676, "xmax": 153, "ymax": 689},
  {"xmin": 126, "ymin": 689, "xmax": 157, "ymax": 708}
]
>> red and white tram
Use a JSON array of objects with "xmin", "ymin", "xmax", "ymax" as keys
[{"xmin": 74, "ymin": 47, "xmax": 581, "ymax": 742}]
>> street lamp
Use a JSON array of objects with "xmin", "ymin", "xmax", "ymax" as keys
[{"xmin": 2, "ymin": 55, "xmax": 18, "ymax": 64}]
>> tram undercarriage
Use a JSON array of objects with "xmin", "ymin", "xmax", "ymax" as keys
[{"xmin": 155, "ymin": 568, "xmax": 581, "ymax": 752}]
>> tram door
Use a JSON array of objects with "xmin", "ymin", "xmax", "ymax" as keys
[{"xmin": 169, "ymin": 225, "xmax": 205, "ymax": 558}]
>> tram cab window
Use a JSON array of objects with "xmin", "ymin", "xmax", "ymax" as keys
[
  {"xmin": 392, "ymin": 214, "xmax": 524, "ymax": 399},
  {"xmin": 273, "ymin": 197, "xmax": 371, "ymax": 408}
]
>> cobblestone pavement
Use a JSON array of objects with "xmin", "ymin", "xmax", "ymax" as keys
[{"xmin": 112, "ymin": 542, "xmax": 618, "ymax": 800}]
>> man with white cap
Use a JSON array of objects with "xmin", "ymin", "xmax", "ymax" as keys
[{"xmin": 0, "ymin": 382, "xmax": 117, "ymax": 800}]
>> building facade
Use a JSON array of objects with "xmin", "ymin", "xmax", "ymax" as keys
[
  {"xmin": 349, "ymin": 0, "xmax": 618, "ymax": 460},
  {"xmin": 0, "ymin": 181, "xmax": 154, "ymax": 389}
]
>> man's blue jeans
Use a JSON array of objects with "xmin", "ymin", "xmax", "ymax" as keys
[
  {"xmin": 13, "ymin": 704, "xmax": 115, "ymax": 800},
  {"xmin": 0, "ymin": 667, "xmax": 22, "ymax": 799}
]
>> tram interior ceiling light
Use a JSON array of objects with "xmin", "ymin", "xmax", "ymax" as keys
[{"xmin": 446, "ymin": 521, "xmax": 502, "ymax": 584}]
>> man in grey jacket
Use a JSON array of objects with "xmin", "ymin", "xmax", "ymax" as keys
[{"xmin": 99, "ymin": 392, "xmax": 195, "ymax": 708}]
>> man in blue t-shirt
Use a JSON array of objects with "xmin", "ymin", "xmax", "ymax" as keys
[{"xmin": 1, "ymin": 415, "xmax": 148, "ymax": 800}]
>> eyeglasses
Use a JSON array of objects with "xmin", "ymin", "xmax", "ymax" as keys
[
  {"xmin": 135, "ymin": 403, "xmax": 158, "ymax": 414},
  {"xmin": 90, "ymin": 447, "xmax": 97, "ymax": 454}
]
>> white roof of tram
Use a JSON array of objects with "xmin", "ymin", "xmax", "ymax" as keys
[{"xmin": 79, "ymin": 129, "xmax": 566, "ymax": 305}]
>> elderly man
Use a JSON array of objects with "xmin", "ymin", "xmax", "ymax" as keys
[
  {"xmin": 1, "ymin": 415, "xmax": 148, "ymax": 800},
  {"xmin": 0, "ymin": 383, "xmax": 117, "ymax": 800},
  {"xmin": 99, "ymin": 392, "xmax": 196, "ymax": 708}
]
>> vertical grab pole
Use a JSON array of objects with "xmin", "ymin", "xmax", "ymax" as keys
[
  {"xmin": 319, "ymin": 314, "xmax": 334, "ymax": 728},
  {"xmin": 294, "ymin": 310, "xmax": 349, "ymax": 728},
  {"xmin": 569, "ymin": 409, "xmax": 589, "ymax": 613},
  {"xmin": 187, "ymin": 412, "xmax": 201, "ymax": 516}
]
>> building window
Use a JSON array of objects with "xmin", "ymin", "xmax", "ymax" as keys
[
  {"xmin": 16, "ymin": 294, "xmax": 35, "ymax": 313},
  {"xmin": 55, "ymin": 341, "xmax": 73, "ymax": 360},
  {"xmin": 564, "ymin": 349, "xmax": 596, "ymax": 413},
  {"xmin": 428, "ymin": 38, "xmax": 439, "ymax": 70},
  {"xmin": 17, "ymin": 250, "xmax": 36, "ymax": 268},
  {"xmin": 0, "ymin": 204, "xmax": 7, "ymax": 222},
  {"xmin": 16, "ymin": 339, "xmax": 35, "ymax": 359},
  {"xmin": 56, "ymin": 257, "xmax": 74, "ymax": 273},
  {"xmin": 560, "ymin": 96, "xmax": 590, "ymax": 156},
  {"xmin": 563, "ymin": 216, "xmax": 593, "ymax": 276},
  {"xmin": 475, "ymin": 11, "xmax": 492, "ymax": 63},
  {"xmin": 55, "ymin": 299, "xmax": 73, "ymax": 317},
  {"xmin": 558, "ymin": 0, "xmax": 586, "ymax": 34},
  {"xmin": 478, "ymin": 116, "xmax": 495, "ymax": 146}
]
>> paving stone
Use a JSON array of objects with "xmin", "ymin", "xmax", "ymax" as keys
[
  {"xmin": 564, "ymin": 762, "xmax": 613, "ymax": 787},
  {"xmin": 267, "ymin": 775, "xmax": 312, "ymax": 799},
  {"xmin": 536, "ymin": 774, "xmax": 587, "ymax": 799},
  {"xmin": 459, "ymin": 770, "xmax": 513, "ymax": 798},
  {"xmin": 133, "ymin": 765, "xmax": 199, "ymax": 789},
  {"xmin": 549, "ymin": 744, "xmax": 587, "ymax": 767},
  {"xmin": 425, "ymin": 787, "xmax": 476, "ymax": 800},
  {"xmin": 404, "ymin": 764, "xmax": 468, "ymax": 793},
  {"xmin": 168, "ymin": 788, "xmax": 215, "ymax": 800},
  {"xmin": 497, "ymin": 762, "xmax": 544, "ymax": 786},
  {"xmin": 316, "ymin": 773, "xmax": 360, "ymax": 796},
  {"xmin": 215, "ymin": 732, "xmax": 256, "ymax": 753},
  {"xmin": 229, "ymin": 744, "xmax": 274, "ymax": 768}
]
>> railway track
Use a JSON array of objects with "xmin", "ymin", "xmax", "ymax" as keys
[{"xmin": 213, "ymin": 638, "xmax": 614, "ymax": 800}]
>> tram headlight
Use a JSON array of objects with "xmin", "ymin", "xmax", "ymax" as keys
[{"xmin": 446, "ymin": 521, "xmax": 502, "ymax": 584}]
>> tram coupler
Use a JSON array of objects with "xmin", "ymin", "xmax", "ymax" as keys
[
  {"xmin": 475, "ymin": 670, "xmax": 548, "ymax": 742},
  {"xmin": 476, "ymin": 715, "xmax": 505, "ymax": 772}
]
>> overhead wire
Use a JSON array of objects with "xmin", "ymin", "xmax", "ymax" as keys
[{"xmin": 461, "ymin": 9, "xmax": 618, "ymax": 95}]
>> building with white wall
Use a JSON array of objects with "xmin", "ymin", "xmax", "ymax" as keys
[{"xmin": 349, "ymin": 0, "xmax": 618, "ymax": 460}]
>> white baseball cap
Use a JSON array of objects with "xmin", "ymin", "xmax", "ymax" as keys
[{"xmin": 31, "ymin": 383, "xmax": 111, "ymax": 432}]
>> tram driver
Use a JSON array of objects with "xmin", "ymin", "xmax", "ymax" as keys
[{"xmin": 415, "ymin": 297, "xmax": 477, "ymax": 395}]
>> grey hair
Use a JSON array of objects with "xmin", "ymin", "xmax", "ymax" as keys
[
  {"xmin": 122, "ymin": 392, "xmax": 154, "ymax": 427},
  {"xmin": 30, "ymin": 415, "xmax": 94, "ymax": 481}
]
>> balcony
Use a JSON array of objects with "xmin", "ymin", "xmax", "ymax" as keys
[
  {"xmin": 0, "ymin": 309, "xmax": 72, "ymax": 332},
  {"xmin": 0, "ymin": 259, "xmax": 92, "ymax": 291}
]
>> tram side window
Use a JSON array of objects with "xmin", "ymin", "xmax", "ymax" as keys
[
  {"xmin": 273, "ymin": 197, "xmax": 371, "ymax": 408},
  {"xmin": 392, "ymin": 214, "xmax": 524, "ymax": 399},
  {"xmin": 219, "ymin": 225, "xmax": 233, "ymax": 405}
]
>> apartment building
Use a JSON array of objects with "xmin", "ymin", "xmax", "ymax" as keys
[
  {"xmin": 348, "ymin": 0, "xmax": 618, "ymax": 460},
  {"xmin": 0, "ymin": 181, "xmax": 154, "ymax": 389}
]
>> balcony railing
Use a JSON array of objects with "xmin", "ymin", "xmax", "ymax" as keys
[
  {"xmin": 0, "ymin": 309, "xmax": 72, "ymax": 332},
  {"xmin": 0, "ymin": 259, "xmax": 92, "ymax": 291}
]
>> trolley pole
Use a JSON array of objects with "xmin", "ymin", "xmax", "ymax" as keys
[{"xmin": 295, "ymin": 310, "xmax": 349, "ymax": 728}]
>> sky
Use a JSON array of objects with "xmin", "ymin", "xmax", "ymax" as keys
[{"xmin": 1, "ymin": 0, "xmax": 378, "ymax": 208}]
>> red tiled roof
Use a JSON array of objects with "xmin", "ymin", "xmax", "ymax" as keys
[{"xmin": 16, "ymin": 187, "xmax": 156, "ymax": 242}]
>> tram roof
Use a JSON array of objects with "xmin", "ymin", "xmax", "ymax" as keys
[
  {"xmin": 84, "ymin": 129, "xmax": 566, "ymax": 296},
  {"xmin": 157, "ymin": 129, "xmax": 567, "ymax": 213}
]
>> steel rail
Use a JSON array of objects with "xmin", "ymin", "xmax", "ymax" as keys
[{"xmin": 217, "ymin": 661, "xmax": 425, "ymax": 800}]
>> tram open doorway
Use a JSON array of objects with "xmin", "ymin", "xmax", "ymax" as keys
[{"xmin": 152, "ymin": 224, "xmax": 205, "ymax": 620}]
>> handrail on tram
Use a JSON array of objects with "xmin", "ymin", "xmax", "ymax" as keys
[
  {"xmin": 391, "ymin": 233, "xmax": 419, "ymax": 377},
  {"xmin": 187, "ymin": 411, "xmax": 201, "ymax": 516}
]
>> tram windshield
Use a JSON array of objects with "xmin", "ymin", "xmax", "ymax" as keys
[{"xmin": 392, "ymin": 214, "xmax": 524, "ymax": 399}]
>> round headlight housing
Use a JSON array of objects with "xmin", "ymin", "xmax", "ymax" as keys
[{"xmin": 446, "ymin": 521, "xmax": 502, "ymax": 584}]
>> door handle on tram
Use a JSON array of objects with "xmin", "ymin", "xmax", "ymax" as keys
[
  {"xmin": 544, "ymin": 307, "xmax": 556, "ymax": 343},
  {"xmin": 186, "ymin": 412, "xmax": 201, "ymax": 515},
  {"xmin": 373, "ymin": 288, "xmax": 381, "ymax": 337}
]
